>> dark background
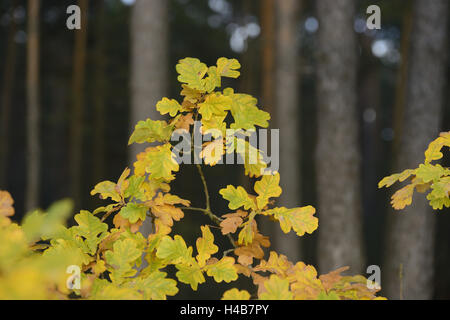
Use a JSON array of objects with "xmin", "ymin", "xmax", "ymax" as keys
[{"xmin": 0, "ymin": 0, "xmax": 449, "ymax": 299}]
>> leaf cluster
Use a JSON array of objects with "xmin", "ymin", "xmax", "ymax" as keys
[
  {"xmin": 0, "ymin": 58, "xmax": 384, "ymax": 300},
  {"xmin": 379, "ymin": 132, "xmax": 450, "ymax": 210}
]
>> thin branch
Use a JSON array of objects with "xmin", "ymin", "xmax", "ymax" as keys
[
  {"xmin": 222, "ymin": 248, "xmax": 235, "ymax": 258},
  {"xmin": 182, "ymin": 109, "xmax": 237, "ymax": 249},
  {"xmin": 196, "ymin": 164, "xmax": 211, "ymax": 211},
  {"xmin": 180, "ymin": 206, "xmax": 222, "ymax": 225}
]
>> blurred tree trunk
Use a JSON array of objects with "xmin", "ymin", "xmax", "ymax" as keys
[
  {"xmin": 273, "ymin": 0, "xmax": 302, "ymax": 262},
  {"xmin": 130, "ymin": 0, "xmax": 168, "ymax": 236},
  {"xmin": 258, "ymin": 0, "xmax": 276, "ymax": 249},
  {"xmin": 25, "ymin": 0, "xmax": 41, "ymax": 211},
  {"xmin": 384, "ymin": 0, "xmax": 448, "ymax": 300},
  {"xmin": 0, "ymin": 0, "xmax": 18, "ymax": 188},
  {"xmin": 260, "ymin": 0, "xmax": 275, "ymax": 118},
  {"xmin": 130, "ymin": 0, "xmax": 168, "ymax": 162},
  {"xmin": 392, "ymin": 3, "xmax": 413, "ymax": 153},
  {"xmin": 93, "ymin": 0, "xmax": 106, "ymax": 183},
  {"xmin": 239, "ymin": 0, "xmax": 256, "ymax": 96},
  {"xmin": 358, "ymin": 33, "xmax": 381, "ymax": 266},
  {"xmin": 316, "ymin": 0, "xmax": 364, "ymax": 273},
  {"xmin": 70, "ymin": 0, "xmax": 88, "ymax": 208},
  {"xmin": 238, "ymin": 0, "xmax": 255, "ymax": 193}
]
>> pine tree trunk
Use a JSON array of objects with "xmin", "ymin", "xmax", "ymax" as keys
[
  {"xmin": 70, "ymin": 0, "xmax": 88, "ymax": 208},
  {"xmin": 129, "ymin": 0, "xmax": 168, "ymax": 163},
  {"xmin": 0, "ymin": 0, "xmax": 18, "ymax": 188},
  {"xmin": 25, "ymin": 0, "xmax": 41, "ymax": 211},
  {"xmin": 384, "ymin": 0, "xmax": 448, "ymax": 300},
  {"xmin": 93, "ymin": 0, "xmax": 106, "ymax": 184},
  {"xmin": 130, "ymin": 0, "xmax": 168, "ymax": 236},
  {"xmin": 392, "ymin": 3, "xmax": 413, "ymax": 153},
  {"xmin": 260, "ymin": 0, "xmax": 275, "ymax": 118},
  {"xmin": 316, "ymin": 0, "xmax": 364, "ymax": 273},
  {"xmin": 273, "ymin": 0, "xmax": 302, "ymax": 262}
]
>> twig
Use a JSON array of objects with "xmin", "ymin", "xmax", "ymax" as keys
[{"xmin": 196, "ymin": 164, "xmax": 211, "ymax": 211}]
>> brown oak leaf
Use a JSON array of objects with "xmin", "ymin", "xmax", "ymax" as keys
[{"xmin": 0, "ymin": 191, "xmax": 14, "ymax": 217}]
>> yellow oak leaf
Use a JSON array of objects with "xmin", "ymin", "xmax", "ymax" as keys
[
  {"xmin": 176, "ymin": 263, "xmax": 205, "ymax": 291},
  {"xmin": 238, "ymin": 214, "xmax": 257, "ymax": 246},
  {"xmin": 288, "ymin": 262, "xmax": 324, "ymax": 300},
  {"xmin": 200, "ymin": 114, "xmax": 227, "ymax": 138},
  {"xmin": 198, "ymin": 93, "xmax": 231, "ymax": 121},
  {"xmin": 262, "ymin": 206, "xmax": 318, "ymax": 237},
  {"xmin": 0, "ymin": 191, "xmax": 14, "ymax": 217},
  {"xmin": 378, "ymin": 169, "xmax": 415, "ymax": 188},
  {"xmin": 219, "ymin": 185, "xmax": 256, "ymax": 211},
  {"xmin": 224, "ymin": 88, "xmax": 270, "ymax": 130},
  {"xmin": 259, "ymin": 275, "xmax": 293, "ymax": 300},
  {"xmin": 181, "ymin": 84, "xmax": 202, "ymax": 104},
  {"xmin": 116, "ymin": 168, "xmax": 130, "ymax": 195},
  {"xmin": 128, "ymin": 118, "xmax": 174, "ymax": 145},
  {"xmin": 254, "ymin": 251, "xmax": 293, "ymax": 276},
  {"xmin": 151, "ymin": 204, "xmax": 184, "ymax": 227},
  {"xmin": 221, "ymin": 288, "xmax": 251, "ymax": 300},
  {"xmin": 144, "ymin": 144, "xmax": 179, "ymax": 180},
  {"xmin": 119, "ymin": 203, "xmax": 147, "ymax": 224},
  {"xmin": 205, "ymin": 257, "xmax": 238, "ymax": 283},
  {"xmin": 153, "ymin": 192, "xmax": 191, "ymax": 207},
  {"xmin": 426, "ymin": 177, "xmax": 450, "ymax": 210},
  {"xmin": 391, "ymin": 183, "xmax": 416, "ymax": 210},
  {"xmin": 196, "ymin": 225, "xmax": 218, "ymax": 267},
  {"xmin": 217, "ymin": 57, "xmax": 241, "ymax": 78},
  {"xmin": 130, "ymin": 271, "xmax": 178, "ymax": 300},
  {"xmin": 156, "ymin": 97, "xmax": 182, "ymax": 117},
  {"xmin": 91, "ymin": 181, "xmax": 121, "ymax": 202},
  {"xmin": 415, "ymin": 163, "xmax": 446, "ymax": 183},
  {"xmin": 176, "ymin": 57, "xmax": 208, "ymax": 91},
  {"xmin": 200, "ymin": 139, "xmax": 225, "ymax": 166},
  {"xmin": 156, "ymin": 235, "xmax": 193, "ymax": 265},
  {"xmin": 105, "ymin": 239, "xmax": 142, "ymax": 282},
  {"xmin": 424, "ymin": 132, "xmax": 450, "ymax": 163},
  {"xmin": 226, "ymin": 136, "xmax": 267, "ymax": 177},
  {"xmin": 254, "ymin": 172, "xmax": 282, "ymax": 209},
  {"xmin": 202, "ymin": 66, "xmax": 221, "ymax": 92}
]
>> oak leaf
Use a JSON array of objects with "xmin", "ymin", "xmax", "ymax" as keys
[
  {"xmin": 259, "ymin": 275, "xmax": 293, "ymax": 300},
  {"xmin": 219, "ymin": 185, "xmax": 256, "ymax": 211},
  {"xmin": 220, "ymin": 210, "xmax": 246, "ymax": 235},
  {"xmin": 221, "ymin": 288, "xmax": 251, "ymax": 300},
  {"xmin": 176, "ymin": 58, "xmax": 208, "ymax": 91},
  {"xmin": 217, "ymin": 58, "xmax": 241, "ymax": 78},
  {"xmin": 205, "ymin": 257, "xmax": 238, "ymax": 283},
  {"xmin": 254, "ymin": 173, "xmax": 282, "ymax": 209},
  {"xmin": 0, "ymin": 191, "xmax": 14, "ymax": 217},
  {"xmin": 156, "ymin": 98, "xmax": 182, "ymax": 117},
  {"xmin": 262, "ymin": 206, "xmax": 318, "ymax": 237},
  {"xmin": 196, "ymin": 225, "xmax": 218, "ymax": 267},
  {"xmin": 175, "ymin": 263, "xmax": 205, "ymax": 291}
]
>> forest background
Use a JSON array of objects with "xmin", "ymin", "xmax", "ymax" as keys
[{"xmin": 0, "ymin": 0, "xmax": 449, "ymax": 300}]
